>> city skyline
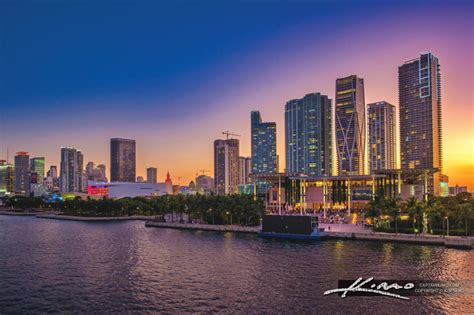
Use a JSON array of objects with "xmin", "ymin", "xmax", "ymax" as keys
[{"xmin": 1, "ymin": 1, "xmax": 473, "ymax": 190}]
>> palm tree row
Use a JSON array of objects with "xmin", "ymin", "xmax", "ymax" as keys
[
  {"xmin": 364, "ymin": 192, "xmax": 473, "ymax": 236},
  {"xmin": 4, "ymin": 194, "xmax": 265, "ymax": 226}
]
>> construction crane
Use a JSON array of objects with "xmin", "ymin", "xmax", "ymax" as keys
[
  {"xmin": 198, "ymin": 169, "xmax": 210, "ymax": 176},
  {"xmin": 222, "ymin": 130, "xmax": 241, "ymax": 140}
]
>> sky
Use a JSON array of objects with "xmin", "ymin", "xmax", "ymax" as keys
[{"xmin": 0, "ymin": 0, "xmax": 473, "ymax": 190}]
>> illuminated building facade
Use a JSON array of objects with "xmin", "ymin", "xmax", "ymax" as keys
[
  {"xmin": 147, "ymin": 167, "xmax": 157, "ymax": 183},
  {"xmin": 30, "ymin": 157, "xmax": 45, "ymax": 184},
  {"xmin": 335, "ymin": 75, "xmax": 366, "ymax": 175},
  {"xmin": 110, "ymin": 138, "xmax": 136, "ymax": 182},
  {"xmin": 0, "ymin": 160, "xmax": 15, "ymax": 196},
  {"xmin": 285, "ymin": 92, "xmax": 332, "ymax": 176},
  {"xmin": 251, "ymin": 111, "xmax": 277, "ymax": 174},
  {"xmin": 399, "ymin": 52, "xmax": 442, "ymax": 195},
  {"xmin": 368, "ymin": 101, "xmax": 396, "ymax": 172},
  {"xmin": 14, "ymin": 152, "xmax": 30, "ymax": 195},
  {"xmin": 214, "ymin": 138, "xmax": 239, "ymax": 195}
]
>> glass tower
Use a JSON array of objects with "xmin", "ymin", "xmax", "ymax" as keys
[
  {"xmin": 368, "ymin": 102, "xmax": 396, "ymax": 172},
  {"xmin": 285, "ymin": 93, "xmax": 332, "ymax": 176},
  {"xmin": 399, "ymin": 52, "xmax": 442, "ymax": 195},
  {"xmin": 251, "ymin": 111, "xmax": 277, "ymax": 174},
  {"xmin": 335, "ymin": 75, "xmax": 366, "ymax": 175}
]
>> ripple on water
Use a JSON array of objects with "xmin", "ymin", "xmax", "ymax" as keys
[{"xmin": 0, "ymin": 216, "xmax": 473, "ymax": 313}]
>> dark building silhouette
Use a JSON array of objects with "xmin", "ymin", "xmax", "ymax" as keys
[{"xmin": 110, "ymin": 138, "xmax": 136, "ymax": 182}]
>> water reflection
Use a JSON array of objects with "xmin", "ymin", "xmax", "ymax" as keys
[{"xmin": 0, "ymin": 216, "xmax": 472, "ymax": 313}]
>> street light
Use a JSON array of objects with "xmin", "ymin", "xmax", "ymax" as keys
[
  {"xmin": 226, "ymin": 211, "xmax": 232, "ymax": 225},
  {"xmin": 445, "ymin": 216, "xmax": 449, "ymax": 236}
]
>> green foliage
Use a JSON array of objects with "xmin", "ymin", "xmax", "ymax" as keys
[
  {"xmin": 4, "ymin": 194, "xmax": 265, "ymax": 226},
  {"xmin": 365, "ymin": 192, "xmax": 474, "ymax": 236}
]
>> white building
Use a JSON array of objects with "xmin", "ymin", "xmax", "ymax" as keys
[{"xmin": 87, "ymin": 181, "xmax": 173, "ymax": 199}]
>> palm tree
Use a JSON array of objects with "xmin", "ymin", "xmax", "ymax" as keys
[
  {"xmin": 457, "ymin": 201, "xmax": 473, "ymax": 237},
  {"xmin": 365, "ymin": 195, "xmax": 384, "ymax": 230},
  {"xmin": 424, "ymin": 196, "xmax": 441, "ymax": 234},
  {"xmin": 386, "ymin": 197, "xmax": 402, "ymax": 234},
  {"xmin": 405, "ymin": 197, "xmax": 421, "ymax": 234}
]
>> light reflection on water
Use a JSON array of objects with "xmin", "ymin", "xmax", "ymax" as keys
[{"xmin": 0, "ymin": 216, "xmax": 472, "ymax": 313}]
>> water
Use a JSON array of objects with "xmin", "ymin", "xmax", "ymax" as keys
[{"xmin": 0, "ymin": 216, "xmax": 472, "ymax": 314}]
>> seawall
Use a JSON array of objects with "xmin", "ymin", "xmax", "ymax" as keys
[{"xmin": 145, "ymin": 221, "xmax": 473, "ymax": 249}]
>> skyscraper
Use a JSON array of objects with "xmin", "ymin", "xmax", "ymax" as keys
[
  {"xmin": 214, "ymin": 139, "xmax": 239, "ymax": 195},
  {"xmin": 368, "ymin": 101, "xmax": 396, "ymax": 172},
  {"xmin": 60, "ymin": 147, "xmax": 81, "ymax": 193},
  {"xmin": 86, "ymin": 162, "xmax": 107, "ymax": 182},
  {"xmin": 399, "ymin": 52, "xmax": 442, "ymax": 195},
  {"xmin": 335, "ymin": 75, "xmax": 367, "ymax": 175},
  {"xmin": 110, "ymin": 138, "xmax": 136, "ymax": 182},
  {"xmin": 30, "ymin": 157, "xmax": 45, "ymax": 184},
  {"xmin": 14, "ymin": 152, "xmax": 30, "ymax": 195},
  {"xmin": 146, "ymin": 167, "xmax": 157, "ymax": 183},
  {"xmin": 238, "ymin": 156, "xmax": 252, "ymax": 185},
  {"xmin": 0, "ymin": 160, "xmax": 15, "ymax": 196},
  {"xmin": 47, "ymin": 165, "xmax": 58, "ymax": 178},
  {"xmin": 251, "ymin": 111, "xmax": 277, "ymax": 174},
  {"xmin": 285, "ymin": 93, "xmax": 333, "ymax": 176},
  {"xmin": 77, "ymin": 150, "xmax": 85, "ymax": 192}
]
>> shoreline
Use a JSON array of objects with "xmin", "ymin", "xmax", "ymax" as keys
[
  {"xmin": 146, "ymin": 221, "xmax": 473, "ymax": 249},
  {"xmin": 2, "ymin": 210, "xmax": 472, "ymax": 249}
]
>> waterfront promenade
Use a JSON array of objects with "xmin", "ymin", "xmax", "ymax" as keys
[{"xmin": 146, "ymin": 221, "xmax": 473, "ymax": 249}]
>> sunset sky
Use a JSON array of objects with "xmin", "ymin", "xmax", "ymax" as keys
[{"xmin": 0, "ymin": 0, "xmax": 473, "ymax": 190}]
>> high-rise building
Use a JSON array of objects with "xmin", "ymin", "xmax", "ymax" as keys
[
  {"xmin": 335, "ymin": 75, "xmax": 366, "ymax": 175},
  {"xmin": 96, "ymin": 164, "xmax": 107, "ymax": 182},
  {"xmin": 238, "ymin": 156, "xmax": 252, "ymax": 185},
  {"xmin": 46, "ymin": 165, "xmax": 59, "ymax": 192},
  {"xmin": 285, "ymin": 93, "xmax": 333, "ymax": 176},
  {"xmin": 60, "ymin": 147, "xmax": 82, "ymax": 193},
  {"xmin": 251, "ymin": 111, "xmax": 277, "ymax": 174},
  {"xmin": 368, "ymin": 101, "xmax": 396, "ymax": 172},
  {"xmin": 399, "ymin": 52, "xmax": 442, "ymax": 195},
  {"xmin": 136, "ymin": 176, "xmax": 144, "ymax": 183},
  {"xmin": 86, "ymin": 161, "xmax": 95, "ymax": 179},
  {"xmin": 14, "ymin": 152, "xmax": 30, "ymax": 195},
  {"xmin": 77, "ymin": 151, "xmax": 84, "ymax": 192},
  {"xmin": 47, "ymin": 165, "xmax": 58, "ymax": 178},
  {"xmin": 85, "ymin": 162, "xmax": 107, "ymax": 182},
  {"xmin": 146, "ymin": 167, "xmax": 157, "ymax": 183},
  {"xmin": 110, "ymin": 138, "xmax": 136, "ymax": 182},
  {"xmin": 30, "ymin": 157, "xmax": 45, "ymax": 184},
  {"xmin": 214, "ymin": 139, "xmax": 239, "ymax": 195},
  {"xmin": 0, "ymin": 160, "xmax": 15, "ymax": 196}
]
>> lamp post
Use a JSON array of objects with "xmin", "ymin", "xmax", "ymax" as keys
[
  {"xmin": 209, "ymin": 208, "xmax": 214, "ymax": 225},
  {"xmin": 445, "ymin": 216, "xmax": 449, "ymax": 236},
  {"xmin": 226, "ymin": 211, "xmax": 232, "ymax": 225}
]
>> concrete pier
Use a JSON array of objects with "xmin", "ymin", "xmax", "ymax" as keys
[
  {"xmin": 145, "ymin": 221, "xmax": 473, "ymax": 249},
  {"xmin": 145, "ymin": 221, "xmax": 259, "ymax": 233}
]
